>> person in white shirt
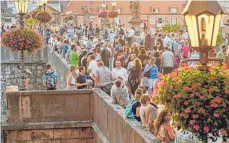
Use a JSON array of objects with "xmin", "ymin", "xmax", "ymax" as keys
[
  {"xmin": 87, "ymin": 55, "xmax": 98, "ymax": 76},
  {"xmin": 127, "ymin": 27, "xmax": 135, "ymax": 46},
  {"xmin": 163, "ymin": 33, "xmax": 171, "ymax": 48},
  {"xmin": 112, "ymin": 60, "xmax": 128, "ymax": 82}
]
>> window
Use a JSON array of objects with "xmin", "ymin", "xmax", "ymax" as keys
[
  {"xmin": 90, "ymin": 0, "xmax": 93, "ymax": 4},
  {"xmin": 150, "ymin": 17, "xmax": 155, "ymax": 24},
  {"xmin": 170, "ymin": 7, "xmax": 177, "ymax": 13},
  {"xmin": 1, "ymin": 9, "xmax": 5, "ymax": 13},
  {"xmin": 158, "ymin": 17, "xmax": 166, "ymax": 24},
  {"xmin": 170, "ymin": 18, "xmax": 177, "ymax": 25},
  {"xmin": 5, "ymin": 18, "xmax": 11, "ymax": 23},
  {"xmin": 151, "ymin": 7, "xmax": 159, "ymax": 13},
  {"xmin": 150, "ymin": 28, "xmax": 155, "ymax": 34}
]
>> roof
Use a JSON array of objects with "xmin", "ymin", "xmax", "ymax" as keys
[{"xmin": 182, "ymin": 0, "xmax": 228, "ymax": 15}]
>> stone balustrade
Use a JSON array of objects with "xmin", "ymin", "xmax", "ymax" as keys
[{"xmin": 3, "ymin": 89, "xmax": 159, "ymax": 143}]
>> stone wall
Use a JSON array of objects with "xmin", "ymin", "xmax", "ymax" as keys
[
  {"xmin": 6, "ymin": 90, "xmax": 93, "ymax": 124},
  {"xmin": 93, "ymin": 89, "xmax": 159, "ymax": 143},
  {"xmin": 4, "ymin": 89, "xmax": 158, "ymax": 143},
  {"xmin": 3, "ymin": 121, "xmax": 94, "ymax": 143},
  {"xmin": 1, "ymin": 62, "xmax": 46, "ymax": 90}
]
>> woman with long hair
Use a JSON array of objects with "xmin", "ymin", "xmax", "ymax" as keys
[
  {"xmin": 131, "ymin": 88, "xmax": 143, "ymax": 122},
  {"xmin": 66, "ymin": 66, "xmax": 77, "ymax": 89},
  {"xmin": 154, "ymin": 110, "xmax": 175, "ymax": 143},
  {"xmin": 128, "ymin": 58, "xmax": 142, "ymax": 95},
  {"xmin": 138, "ymin": 48, "xmax": 148, "ymax": 67}
]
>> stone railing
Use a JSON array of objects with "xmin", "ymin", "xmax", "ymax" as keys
[
  {"xmin": 6, "ymin": 90, "xmax": 93, "ymax": 124},
  {"xmin": 4, "ymin": 89, "xmax": 159, "ymax": 143}
]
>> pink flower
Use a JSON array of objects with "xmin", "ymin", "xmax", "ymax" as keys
[
  {"xmin": 214, "ymin": 113, "xmax": 220, "ymax": 118},
  {"xmin": 214, "ymin": 96, "xmax": 221, "ymax": 104},
  {"xmin": 193, "ymin": 125, "xmax": 200, "ymax": 131},
  {"xmin": 192, "ymin": 114, "xmax": 199, "ymax": 119},
  {"xmin": 190, "ymin": 120, "xmax": 195, "ymax": 125},
  {"xmin": 199, "ymin": 96, "xmax": 204, "ymax": 99},
  {"xmin": 184, "ymin": 101, "xmax": 189, "ymax": 105},
  {"xmin": 204, "ymin": 126, "xmax": 209, "ymax": 133},
  {"xmin": 210, "ymin": 103, "xmax": 218, "ymax": 108},
  {"xmin": 195, "ymin": 92, "xmax": 201, "ymax": 96},
  {"xmin": 170, "ymin": 86, "xmax": 173, "ymax": 90},
  {"xmin": 209, "ymin": 88, "xmax": 214, "ymax": 93},
  {"xmin": 180, "ymin": 113, "xmax": 186, "ymax": 117},
  {"xmin": 190, "ymin": 94, "xmax": 194, "ymax": 97},
  {"xmin": 185, "ymin": 108, "xmax": 191, "ymax": 113},
  {"xmin": 220, "ymin": 129, "xmax": 227, "ymax": 135},
  {"xmin": 183, "ymin": 86, "xmax": 191, "ymax": 92},
  {"xmin": 174, "ymin": 94, "xmax": 181, "ymax": 99}
]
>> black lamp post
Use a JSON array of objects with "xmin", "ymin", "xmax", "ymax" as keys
[
  {"xmin": 15, "ymin": 0, "xmax": 29, "ymax": 90},
  {"xmin": 182, "ymin": 0, "xmax": 226, "ymax": 68}
]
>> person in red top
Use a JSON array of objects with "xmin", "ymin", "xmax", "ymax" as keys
[{"xmin": 182, "ymin": 41, "xmax": 189, "ymax": 59}]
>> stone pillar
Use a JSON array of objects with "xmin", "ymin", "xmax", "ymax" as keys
[{"xmin": 129, "ymin": 1, "xmax": 142, "ymax": 36}]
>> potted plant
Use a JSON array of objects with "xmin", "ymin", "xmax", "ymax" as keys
[
  {"xmin": 108, "ymin": 11, "xmax": 118, "ymax": 18},
  {"xmin": 35, "ymin": 11, "xmax": 52, "ymax": 23},
  {"xmin": 157, "ymin": 63, "xmax": 229, "ymax": 142},
  {"xmin": 68, "ymin": 15, "xmax": 73, "ymax": 21},
  {"xmin": 1, "ymin": 27, "xmax": 44, "ymax": 53},
  {"xmin": 98, "ymin": 11, "xmax": 108, "ymax": 18}
]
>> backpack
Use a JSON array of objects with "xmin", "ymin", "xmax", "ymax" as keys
[
  {"xmin": 45, "ymin": 72, "xmax": 56, "ymax": 90},
  {"xmin": 144, "ymin": 64, "xmax": 153, "ymax": 78},
  {"xmin": 125, "ymin": 100, "xmax": 137, "ymax": 119}
]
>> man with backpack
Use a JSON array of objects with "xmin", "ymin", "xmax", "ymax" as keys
[{"xmin": 42, "ymin": 64, "xmax": 58, "ymax": 90}]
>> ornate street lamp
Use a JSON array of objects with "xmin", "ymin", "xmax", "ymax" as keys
[
  {"xmin": 15, "ymin": 0, "xmax": 28, "ymax": 28},
  {"xmin": 182, "ymin": 0, "xmax": 226, "ymax": 66},
  {"xmin": 14, "ymin": 0, "xmax": 29, "ymax": 90},
  {"xmin": 40, "ymin": 0, "xmax": 48, "ymax": 11}
]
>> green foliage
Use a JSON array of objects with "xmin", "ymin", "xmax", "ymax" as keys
[
  {"xmin": 162, "ymin": 24, "xmax": 181, "ymax": 32},
  {"xmin": 157, "ymin": 64, "xmax": 229, "ymax": 141},
  {"xmin": 216, "ymin": 29, "xmax": 224, "ymax": 46},
  {"xmin": 24, "ymin": 17, "xmax": 38, "ymax": 27}
]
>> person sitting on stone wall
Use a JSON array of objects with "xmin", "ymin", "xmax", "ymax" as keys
[{"xmin": 111, "ymin": 77, "xmax": 130, "ymax": 108}]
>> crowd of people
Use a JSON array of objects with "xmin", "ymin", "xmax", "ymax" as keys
[{"xmin": 3, "ymin": 21, "xmax": 228, "ymax": 142}]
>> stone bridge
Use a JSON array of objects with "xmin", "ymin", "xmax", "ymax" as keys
[{"xmin": 1, "ymin": 45, "xmax": 159, "ymax": 143}]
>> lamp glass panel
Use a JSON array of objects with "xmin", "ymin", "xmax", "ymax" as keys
[
  {"xmin": 197, "ymin": 14, "xmax": 214, "ymax": 47},
  {"xmin": 185, "ymin": 14, "xmax": 199, "ymax": 47},
  {"xmin": 15, "ymin": 0, "xmax": 28, "ymax": 14},
  {"xmin": 212, "ymin": 14, "xmax": 223, "ymax": 46}
]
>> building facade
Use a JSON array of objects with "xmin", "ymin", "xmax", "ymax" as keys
[{"xmin": 63, "ymin": 1, "xmax": 186, "ymax": 33}]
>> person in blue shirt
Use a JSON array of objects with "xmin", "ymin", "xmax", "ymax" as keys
[
  {"xmin": 144, "ymin": 57, "xmax": 158, "ymax": 94},
  {"xmin": 62, "ymin": 40, "xmax": 69, "ymax": 59},
  {"xmin": 42, "ymin": 64, "xmax": 58, "ymax": 90},
  {"xmin": 86, "ymin": 36, "xmax": 93, "ymax": 51}
]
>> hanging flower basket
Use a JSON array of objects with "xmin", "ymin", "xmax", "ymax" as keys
[
  {"xmin": 24, "ymin": 13, "xmax": 31, "ymax": 19},
  {"xmin": 68, "ymin": 15, "xmax": 73, "ymax": 21},
  {"xmin": 31, "ymin": 10, "xmax": 39, "ymax": 18},
  {"xmin": 108, "ymin": 11, "xmax": 118, "ymax": 18},
  {"xmin": 157, "ymin": 63, "xmax": 229, "ymax": 142},
  {"xmin": 1, "ymin": 27, "xmax": 44, "ymax": 54},
  {"xmin": 98, "ymin": 11, "xmax": 108, "ymax": 18},
  {"xmin": 36, "ymin": 11, "xmax": 52, "ymax": 23}
]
